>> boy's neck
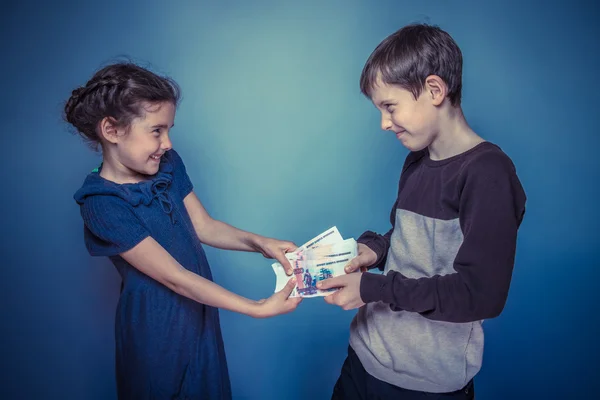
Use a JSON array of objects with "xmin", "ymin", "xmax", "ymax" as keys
[{"xmin": 428, "ymin": 106, "xmax": 484, "ymax": 161}]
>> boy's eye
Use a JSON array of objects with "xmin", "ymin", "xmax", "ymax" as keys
[{"xmin": 385, "ymin": 104, "xmax": 395, "ymax": 112}]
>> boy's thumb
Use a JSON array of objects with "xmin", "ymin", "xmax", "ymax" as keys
[
  {"xmin": 345, "ymin": 258, "xmax": 362, "ymax": 273},
  {"xmin": 317, "ymin": 277, "xmax": 337, "ymax": 290}
]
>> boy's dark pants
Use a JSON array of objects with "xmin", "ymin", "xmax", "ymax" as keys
[{"xmin": 331, "ymin": 346, "xmax": 475, "ymax": 400}]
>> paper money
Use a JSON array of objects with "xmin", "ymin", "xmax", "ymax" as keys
[
  {"xmin": 271, "ymin": 226, "xmax": 344, "ymax": 270},
  {"xmin": 297, "ymin": 226, "xmax": 344, "ymax": 251},
  {"xmin": 272, "ymin": 227, "xmax": 358, "ymax": 298}
]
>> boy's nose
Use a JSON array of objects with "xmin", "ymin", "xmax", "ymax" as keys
[{"xmin": 381, "ymin": 116, "xmax": 393, "ymax": 131}]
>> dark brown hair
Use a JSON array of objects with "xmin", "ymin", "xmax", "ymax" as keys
[
  {"xmin": 64, "ymin": 62, "xmax": 181, "ymax": 148},
  {"xmin": 360, "ymin": 24, "xmax": 463, "ymax": 106}
]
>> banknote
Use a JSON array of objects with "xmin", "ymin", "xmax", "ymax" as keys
[
  {"xmin": 297, "ymin": 226, "xmax": 344, "ymax": 251},
  {"xmin": 272, "ymin": 226, "xmax": 344, "ymax": 270},
  {"xmin": 300, "ymin": 238, "xmax": 358, "ymax": 259},
  {"xmin": 272, "ymin": 228, "xmax": 358, "ymax": 298}
]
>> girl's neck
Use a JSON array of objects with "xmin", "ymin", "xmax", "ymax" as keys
[{"xmin": 99, "ymin": 153, "xmax": 147, "ymax": 185}]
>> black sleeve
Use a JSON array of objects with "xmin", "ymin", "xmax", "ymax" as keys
[{"xmin": 360, "ymin": 153, "xmax": 526, "ymax": 322}]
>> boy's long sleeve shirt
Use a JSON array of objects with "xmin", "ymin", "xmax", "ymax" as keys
[{"xmin": 350, "ymin": 142, "xmax": 526, "ymax": 393}]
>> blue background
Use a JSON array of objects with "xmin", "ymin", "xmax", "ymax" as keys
[{"xmin": 2, "ymin": 0, "xmax": 599, "ymax": 398}]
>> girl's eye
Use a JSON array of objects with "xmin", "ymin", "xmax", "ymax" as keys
[{"xmin": 385, "ymin": 104, "xmax": 395, "ymax": 113}]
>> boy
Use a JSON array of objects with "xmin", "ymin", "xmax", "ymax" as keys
[{"xmin": 317, "ymin": 24, "xmax": 526, "ymax": 399}]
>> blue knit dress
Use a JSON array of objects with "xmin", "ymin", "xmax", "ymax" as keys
[{"xmin": 74, "ymin": 149, "xmax": 231, "ymax": 399}]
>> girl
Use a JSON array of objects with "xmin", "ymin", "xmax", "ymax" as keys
[{"xmin": 66, "ymin": 62, "xmax": 301, "ymax": 399}]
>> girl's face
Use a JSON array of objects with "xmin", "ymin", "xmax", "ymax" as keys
[{"xmin": 104, "ymin": 101, "xmax": 176, "ymax": 182}]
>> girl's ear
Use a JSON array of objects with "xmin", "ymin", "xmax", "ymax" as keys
[{"xmin": 98, "ymin": 117, "xmax": 121, "ymax": 144}]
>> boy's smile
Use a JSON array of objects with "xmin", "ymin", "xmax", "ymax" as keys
[{"xmin": 370, "ymin": 76, "xmax": 439, "ymax": 153}]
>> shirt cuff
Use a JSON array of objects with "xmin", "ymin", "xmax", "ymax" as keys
[{"xmin": 360, "ymin": 272, "xmax": 389, "ymax": 303}]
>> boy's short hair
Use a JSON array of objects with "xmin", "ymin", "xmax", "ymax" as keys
[{"xmin": 360, "ymin": 24, "xmax": 463, "ymax": 106}]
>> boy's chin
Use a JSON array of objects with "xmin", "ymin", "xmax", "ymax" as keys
[{"xmin": 400, "ymin": 140, "xmax": 427, "ymax": 152}]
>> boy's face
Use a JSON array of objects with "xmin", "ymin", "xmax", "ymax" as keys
[{"xmin": 370, "ymin": 76, "xmax": 439, "ymax": 152}]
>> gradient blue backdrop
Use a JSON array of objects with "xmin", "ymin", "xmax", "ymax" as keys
[{"xmin": 2, "ymin": 0, "xmax": 599, "ymax": 398}]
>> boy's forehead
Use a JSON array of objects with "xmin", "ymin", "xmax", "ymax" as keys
[
  {"xmin": 370, "ymin": 73, "xmax": 416, "ymax": 105},
  {"xmin": 370, "ymin": 80, "xmax": 400, "ymax": 103}
]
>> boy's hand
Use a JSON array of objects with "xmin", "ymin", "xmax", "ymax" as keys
[
  {"xmin": 318, "ymin": 273, "xmax": 365, "ymax": 310},
  {"xmin": 344, "ymin": 243, "xmax": 378, "ymax": 273},
  {"xmin": 255, "ymin": 237, "xmax": 297, "ymax": 275},
  {"xmin": 254, "ymin": 278, "xmax": 302, "ymax": 318}
]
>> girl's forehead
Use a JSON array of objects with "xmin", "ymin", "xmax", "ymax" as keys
[
  {"xmin": 141, "ymin": 101, "xmax": 175, "ymax": 115},
  {"xmin": 135, "ymin": 102, "xmax": 176, "ymax": 124}
]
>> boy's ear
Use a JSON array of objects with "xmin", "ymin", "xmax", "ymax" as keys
[
  {"xmin": 424, "ymin": 75, "xmax": 447, "ymax": 106},
  {"xmin": 98, "ymin": 117, "xmax": 121, "ymax": 144}
]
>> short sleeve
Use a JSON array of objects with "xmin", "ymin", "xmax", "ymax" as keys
[
  {"xmin": 167, "ymin": 149, "xmax": 194, "ymax": 198},
  {"xmin": 80, "ymin": 195, "xmax": 150, "ymax": 257}
]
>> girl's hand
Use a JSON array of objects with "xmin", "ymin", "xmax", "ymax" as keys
[
  {"xmin": 254, "ymin": 237, "xmax": 298, "ymax": 275},
  {"xmin": 253, "ymin": 278, "xmax": 302, "ymax": 318}
]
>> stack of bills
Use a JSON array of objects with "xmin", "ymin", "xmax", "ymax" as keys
[{"xmin": 272, "ymin": 227, "xmax": 357, "ymax": 298}]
